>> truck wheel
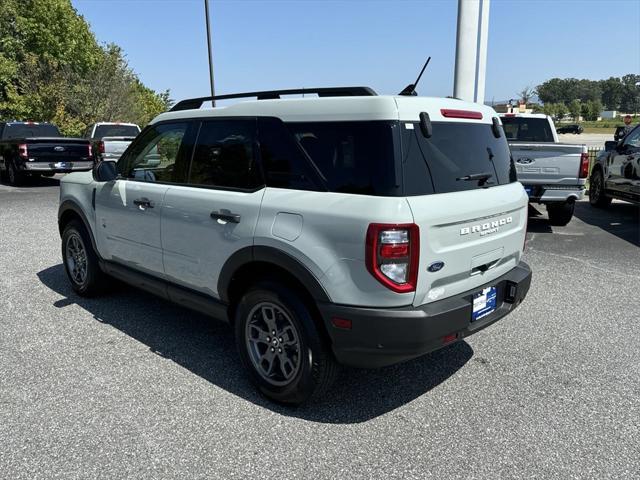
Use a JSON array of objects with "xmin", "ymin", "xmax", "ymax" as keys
[
  {"xmin": 61, "ymin": 220, "xmax": 106, "ymax": 297},
  {"xmin": 547, "ymin": 201, "xmax": 575, "ymax": 226},
  {"xmin": 589, "ymin": 169, "xmax": 611, "ymax": 208},
  {"xmin": 7, "ymin": 161, "xmax": 22, "ymax": 186},
  {"xmin": 235, "ymin": 281, "xmax": 339, "ymax": 405}
]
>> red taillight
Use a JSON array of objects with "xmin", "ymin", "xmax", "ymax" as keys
[
  {"xmin": 331, "ymin": 317, "xmax": 352, "ymax": 330},
  {"xmin": 441, "ymin": 109, "xmax": 483, "ymax": 120},
  {"xmin": 579, "ymin": 152, "xmax": 589, "ymax": 178},
  {"xmin": 366, "ymin": 223, "xmax": 419, "ymax": 293},
  {"xmin": 98, "ymin": 141, "xmax": 105, "ymax": 154},
  {"xmin": 18, "ymin": 143, "xmax": 28, "ymax": 158}
]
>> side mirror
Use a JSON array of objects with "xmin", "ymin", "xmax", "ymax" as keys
[
  {"xmin": 604, "ymin": 141, "xmax": 618, "ymax": 152},
  {"xmin": 93, "ymin": 160, "xmax": 118, "ymax": 182}
]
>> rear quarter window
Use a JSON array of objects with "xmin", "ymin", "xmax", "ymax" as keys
[
  {"xmin": 286, "ymin": 121, "xmax": 401, "ymax": 196},
  {"xmin": 404, "ymin": 121, "xmax": 517, "ymax": 195}
]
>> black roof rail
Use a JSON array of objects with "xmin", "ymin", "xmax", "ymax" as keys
[{"xmin": 169, "ymin": 86, "xmax": 377, "ymax": 112}]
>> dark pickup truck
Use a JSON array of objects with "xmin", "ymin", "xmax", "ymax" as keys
[{"xmin": 0, "ymin": 122, "xmax": 93, "ymax": 185}]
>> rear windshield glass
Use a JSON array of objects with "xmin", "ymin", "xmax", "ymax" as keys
[
  {"xmin": 286, "ymin": 121, "xmax": 400, "ymax": 196},
  {"xmin": 93, "ymin": 125, "xmax": 140, "ymax": 139},
  {"xmin": 403, "ymin": 122, "xmax": 517, "ymax": 195},
  {"xmin": 3, "ymin": 123, "xmax": 60, "ymax": 139},
  {"xmin": 500, "ymin": 116, "xmax": 554, "ymax": 142}
]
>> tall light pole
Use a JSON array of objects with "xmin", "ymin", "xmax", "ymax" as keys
[
  {"xmin": 204, "ymin": 0, "xmax": 216, "ymax": 107},
  {"xmin": 453, "ymin": 0, "xmax": 490, "ymax": 104}
]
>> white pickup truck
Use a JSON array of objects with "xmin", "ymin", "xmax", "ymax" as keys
[
  {"xmin": 83, "ymin": 122, "xmax": 140, "ymax": 162},
  {"xmin": 500, "ymin": 113, "xmax": 589, "ymax": 226}
]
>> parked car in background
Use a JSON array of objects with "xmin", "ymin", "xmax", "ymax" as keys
[
  {"xmin": 59, "ymin": 87, "xmax": 531, "ymax": 404},
  {"xmin": 500, "ymin": 113, "xmax": 588, "ymax": 226},
  {"xmin": 84, "ymin": 122, "xmax": 140, "ymax": 162},
  {"xmin": 556, "ymin": 124, "xmax": 583, "ymax": 134},
  {"xmin": 0, "ymin": 121, "xmax": 93, "ymax": 185},
  {"xmin": 590, "ymin": 124, "xmax": 640, "ymax": 207}
]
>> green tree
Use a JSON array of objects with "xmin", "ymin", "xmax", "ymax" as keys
[
  {"xmin": 542, "ymin": 102, "xmax": 557, "ymax": 118},
  {"xmin": 568, "ymin": 99, "xmax": 581, "ymax": 121},
  {"xmin": 600, "ymin": 77, "xmax": 624, "ymax": 110},
  {"xmin": 620, "ymin": 74, "xmax": 640, "ymax": 113},
  {"xmin": 555, "ymin": 103, "xmax": 568, "ymax": 122},
  {"xmin": 0, "ymin": 0, "xmax": 170, "ymax": 132}
]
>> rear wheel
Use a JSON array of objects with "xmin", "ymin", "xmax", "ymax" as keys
[
  {"xmin": 61, "ymin": 220, "xmax": 106, "ymax": 296},
  {"xmin": 547, "ymin": 201, "xmax": 575, "ymax": 226},
  {"xmin": 7, "ymin": 161, "xmax": 22, "ymax": 186},
  {"xmin": 235, "ymin": 282, "xmax": 339, "ymax": 405},
  {"xmin": 589, "ymin": 169, "xmax": 611, "ymax": 208}
]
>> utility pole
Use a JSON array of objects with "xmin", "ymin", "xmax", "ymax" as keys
[
  {"xmin": 453, "ymin": 0, "xmax": 490, "ymax": 104},
  {"xmin": 204, "ymin": 0, "xmax": 216, "ymax": 107}
]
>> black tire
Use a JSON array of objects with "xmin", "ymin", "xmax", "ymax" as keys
[
  {"xmin": 589, "ymin": 169, "xmax": 612, "ymax": 208},
  {"xmin": 546, "ymin": 201, "xmax": 575, "ymax": 226},
  {"xmin": 7, "ymin": 160, "xmax": 22, "ymax": 186},
  {"xmin": 61, "ymin": 220, "xmax": 107, "ymax": 296},
  {"xmin": 234, "ymin": 281, "xmax": 339, "ymax": 405}
]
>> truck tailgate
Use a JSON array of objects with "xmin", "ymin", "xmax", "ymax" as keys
[
  {"xmin": 24, "ymin": 138, "xmax": 91, "ymax": 162},
  {"xmin": 510, "ymin": 143, "xmax": 586, "ymax": 185}
]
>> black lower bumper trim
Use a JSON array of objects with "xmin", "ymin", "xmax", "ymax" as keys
[{"xmin": 318, "ymin": 261, "xmax": 532, "ymax": 368}]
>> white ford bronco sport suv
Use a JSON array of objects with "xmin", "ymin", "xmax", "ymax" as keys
[{"xmin": 58, "ymin": 87, "xmax": 532, "ymax": 404}]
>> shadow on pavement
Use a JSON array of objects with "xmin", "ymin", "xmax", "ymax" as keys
[
  {"xmin": 573, "ymin": 201, "xmax": 639, "ymax": 246},
  {"xmin": 526, "ymin": 204, "xmax": 553, "ymax": 233},
  {"xmin": 37, "ymin": 264, "xmax": 473, "ymax": 424}
]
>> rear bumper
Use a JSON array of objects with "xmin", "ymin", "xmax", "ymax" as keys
[
  {"xmin": 524, "ymin": 184, "xmax": 585, "ymax": 203},
  {"xmin": 22, "ymin": 160, "xmax": 94, "ymax": 173},
  {"xmin": 318, "ymin": 261, "xmax": 532, "ymax": 368}
]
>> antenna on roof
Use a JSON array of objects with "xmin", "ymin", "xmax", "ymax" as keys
[{"xmin": 399, "ymin": 57, "xmax": 431, "ymax": 96}]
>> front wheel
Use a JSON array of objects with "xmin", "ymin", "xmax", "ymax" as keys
[
  {"xmin": 589, "ymin": 169, "xmax": 612, "ymax": 208},
  {"xmin": 547, "ymin": 201, "xmax": 575, "ymax": 226},
  {"xmin": 235, "ymin": 282, "xmax": 339, "ymax": 405},
  {"xmin": 61, "ymin": 220, "xmax": 106, "ymax": 296}
]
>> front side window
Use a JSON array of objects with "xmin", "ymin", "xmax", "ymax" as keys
[
  {"xmin": 622, "ymin": 126, "xmax": 640, "ymax": 149},
  {"xmin": 188, "ymin": 119, "xmax": 262, "ymax": 190},
  {"xmin": 118, "ymin": 122, "xmax": 189, "ymax": 183},
  {"xmin": 286, "ymin": 121, "xmax": 399, "ymax": 196}
]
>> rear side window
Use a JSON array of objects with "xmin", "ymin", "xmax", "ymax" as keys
[
  {"xmin": 189, "ymin": 119, "xmax": 262, "ymax": 190},
  {"xmin": 405, "ymin": 122, "xmax": 516, "ymax": 195},
  {"xmin": 501, "ymin": 117, "xmax": 554, "ymax": 142},
  {"xmin": 286, "ymin": 121, "xmax": 400, "ymax": 196},
  {"xmin": 3, "ymin": 123, "xmax": 61, "ymax": 139},
  {"xmin": 258, "ymin": 118, "xmax": 322, "ymax": 191},
  {"xmin": 93, "ymin": 125, "xmax": 140, "ymax": 139}
]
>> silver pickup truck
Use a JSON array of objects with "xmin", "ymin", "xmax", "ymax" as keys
[
  {"xmin": 500, "ymin": 114, "xmax": 588, "ymax": 226},
  {"xmin": 83, "ymin": 122, "xmax": 140, "ymax": 162}
]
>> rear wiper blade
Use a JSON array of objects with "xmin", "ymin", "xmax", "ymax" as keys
[{"xmin": 456, "ymin": 172, "xmax": 493, "ymax": 185}]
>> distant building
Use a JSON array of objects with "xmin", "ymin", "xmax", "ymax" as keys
[{"xmin": 601, "ymin": 110, "xmax": 617, "ymax": 119}]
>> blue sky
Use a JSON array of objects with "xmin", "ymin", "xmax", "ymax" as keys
[{"xmin": 72, "ymin": 0, "xmax": 640, "ymax": 104}]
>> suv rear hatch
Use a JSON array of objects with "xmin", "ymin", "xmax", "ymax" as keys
[{"xmin": 400, "ymin": 118, "xmax": 528, "ymax": 307}]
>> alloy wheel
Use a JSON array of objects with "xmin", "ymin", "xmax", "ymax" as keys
[
  {"xmin": 65, "ymin": 233, "xmax": 88, "ymax": 286},
  {"xmin": 245, "ymin": 302, "xmax": 302, "ymax": 386}
]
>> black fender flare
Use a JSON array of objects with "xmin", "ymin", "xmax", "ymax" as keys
[
  {"xmin": 58, "ymin": 200, "xmax": 100, "ymax": 255},
  {"xmin": 217, "ymin": 246, "xmax": 331, "ymax": 304}
]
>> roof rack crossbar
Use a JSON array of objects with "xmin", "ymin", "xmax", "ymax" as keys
[{"xmin": 170, "ymin": 86, "xmax": 377, "ymax": 111}]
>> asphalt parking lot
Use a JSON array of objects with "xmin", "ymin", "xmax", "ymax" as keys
[{"xmin": 1, "ymin": 177, "xmax": 638, "ymax": 479}]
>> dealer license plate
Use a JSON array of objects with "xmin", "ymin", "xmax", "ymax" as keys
[{"xmin": 472, "ymin": 286, "xmax": 497, "ymax": 321}]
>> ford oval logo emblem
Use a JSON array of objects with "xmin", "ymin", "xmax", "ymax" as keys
[
  {"xmin": 516, "ymin": 157, "xmax": 534, "ymax": 164},
  {"xmin": 54, "ymin": 146, "xmax": 65, "ymax": 152},
  {"xmin": 428, "ymin": 261, "xmax": 445, "ymax": 273}
]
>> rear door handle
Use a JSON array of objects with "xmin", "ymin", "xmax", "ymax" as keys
[
  {"xmin": 133, "ymin": 197, "xmax": 153, "ymax": 209},
  {"xmin": 210, "ymin": 209, "xmax": 241, "ymax": 223}
]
